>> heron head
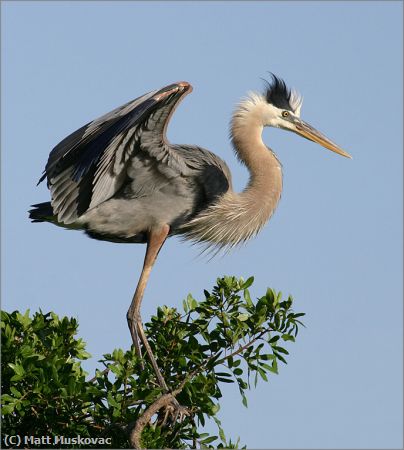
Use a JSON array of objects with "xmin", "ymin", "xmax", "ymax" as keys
[{"xmin": 263, "ymin": 73, "xmax": 351, "ymax": 158}]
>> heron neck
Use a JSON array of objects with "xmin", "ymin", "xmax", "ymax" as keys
[
  {"xmin": 230, "ymin": 108, "xmax": 283, "ymax": 210},
  {"xmin": 179, "ymin": 100, "xmax": 283, "ymax": 252}
]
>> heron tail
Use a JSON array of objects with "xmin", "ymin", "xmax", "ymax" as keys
[{"xmin": 29, "ymin": 202, "xmax": 55, "ymax": 223}]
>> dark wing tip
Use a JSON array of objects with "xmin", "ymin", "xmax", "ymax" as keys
[{"xmin": 37, "ymin": 172, "xmax": 47, "ymax": 186}]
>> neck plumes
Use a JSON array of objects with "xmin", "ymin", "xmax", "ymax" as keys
[{"xmin": 183, "ymin": 94, "xmax": 283, "ymax": 253}]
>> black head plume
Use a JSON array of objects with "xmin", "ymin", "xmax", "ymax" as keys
[{"xmin": 264, "ymin": 73, "xmax": 294, "ymax": 111}]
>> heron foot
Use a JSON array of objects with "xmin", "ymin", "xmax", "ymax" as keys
[{"xmin": 159, "ymin": 397, "xmax": 191, "ymax": 427}]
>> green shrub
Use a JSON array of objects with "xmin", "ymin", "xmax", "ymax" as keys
[{"xmin": 1, "ymin": 276, "xmax": 304, "ymax": 448}]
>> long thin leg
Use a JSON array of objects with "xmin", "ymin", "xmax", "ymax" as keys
[{"xmin": 127, "ymin": 224, "xmax": 170, "ymax": 391}]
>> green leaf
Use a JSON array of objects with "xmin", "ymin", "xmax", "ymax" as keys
[
  {"xmin": 215, "ymin": 372, "xmax": 232, "ymax": 377},
  {"xmin": 272, "ymin": 346, "xmax": 289, "ymax": 355},
  {"xmin": 258, "ymin": 367, "xmax": 268, "ymax": 382},
  {"xmin": 219, "ymin": 427, "xmax": 226, "ymax": 443},
  {"xmin": 282, "ymin": 333, "xmax": 295, "ymax": 342},
  {"xmin": 1, "ymin": 404, "xmax": 15, "ymax": 414},
  {"xmin": 269, "ymin": 359, "xmax": 279, "ymax": 374},
  {"xmin": 241, "ymin": 393, "xmax": 248, "ymax": 408},
  {"xmin": 273, "ymin": 352, "xmax": 288, "ymax": 364},
  {"xmin": 17, "ymin": 310, "xmax": 31, "ymax": 329},
  {"xmin": 217, "ymin": 377, "xmax": 234, "ymax": 383},
  {"xmin": 260, "ymin": 362, "xmax": 274, "ymax": 372},
  {"xmin": 1, "ymin": 394, "xmax": 15, "ymax": 403},
  {"xmin": 10, "ymin": 387, "xmax": 22, "ymax": 398},
  {"xmin": 199, "ymin": 414, "xmax": 206, "ymax": 427},
  {"xmin": 244, "ymin": 289, "xmax": 253, "ymax": 307},
  {"xmin": 236, "ymin": 377, "xmax": 248, "ymax": 390},
  {"xmin": 201, "ymin": 435, "xmax": 218, "ymax": 445},
  {"xmin": 237, "ymin": 313, "xmax": 249, "ymax": 322},
  {"xmin": 259, "ymin": 353, "xmax": 275, "ymax": 360},
  {"xmin": 188, "ymin": 294, "xmax": 198, "ymax": 310},
  {"xmin": 241, "ymin": 276, "xmax": 254, "ymax": 289},
  {"xmin": 9, "ymin": 363, "xmax": 25, "ymax": 376},
  {"xmin": 107, "ymin": 392, "xmax": 120, "ymax": 408},
  {"xmin": 76, "ymin": 350, "xmax": 92, "ymax": 359}
]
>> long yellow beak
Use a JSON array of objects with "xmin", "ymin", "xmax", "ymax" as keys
[{"xmin": 293, "ymin": 119, "xmax": 352, "ymax": 159}]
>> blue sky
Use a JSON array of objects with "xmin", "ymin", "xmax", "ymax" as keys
[{"xmin": 2, "ymin": 1, "xmax": 403, "ymax": 448}]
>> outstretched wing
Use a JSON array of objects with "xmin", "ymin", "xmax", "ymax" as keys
[{"xmin": 40, "ymin": 82, "xmax": 193, "ymax": 224}]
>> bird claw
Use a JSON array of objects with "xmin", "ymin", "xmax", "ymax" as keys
[{"xmin": 161, "ymin": 398, "xmax": 190, "ymax": 427}]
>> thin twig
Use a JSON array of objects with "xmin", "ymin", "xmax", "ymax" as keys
[
  {"xmin": 88, "ymin": 367, "xmax": 110, "ymax": 384},
  {"xmin": 215, "ymin": 329, "xmax": 268, "ymax": 366}
]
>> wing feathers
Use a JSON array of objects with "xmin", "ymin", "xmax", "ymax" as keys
[{"xmin": 40, "ymin": 83, "xmax": 192, "ymax": 223}]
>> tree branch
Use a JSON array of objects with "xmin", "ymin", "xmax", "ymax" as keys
[
  {"xmin": 129, "ymin": 328, "xmax": 268, "ymax": 449},
  {"xmin": 129, "ymin": 369, "xmax": 198, "ymax": 449}
]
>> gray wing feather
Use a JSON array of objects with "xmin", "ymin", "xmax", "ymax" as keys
[
  {"xmin": 41, "ymin": 84, "xmax": 192, "ymax": 224},
  {"xmin": 89, "ymin": 127, "xmax": 138, "ymax": 208}
]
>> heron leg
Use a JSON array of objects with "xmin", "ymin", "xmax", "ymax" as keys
[{"xmin": 126, "ymin": 224, "xmax": 170, "ymax": 391}]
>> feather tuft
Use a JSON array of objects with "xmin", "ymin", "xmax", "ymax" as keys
[{"xmin": 264, "ymin": 73, "xmax": 302, "ymax": 114}]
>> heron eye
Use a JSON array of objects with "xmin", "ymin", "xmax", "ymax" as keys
[{"xmin": 282, "ymin": 111, "xmax": 289, "ymax": 118}]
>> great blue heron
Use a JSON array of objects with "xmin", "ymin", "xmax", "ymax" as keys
[{"xmin": 29, "ymin": 74, "xmax": 351, "ymax": 390}]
